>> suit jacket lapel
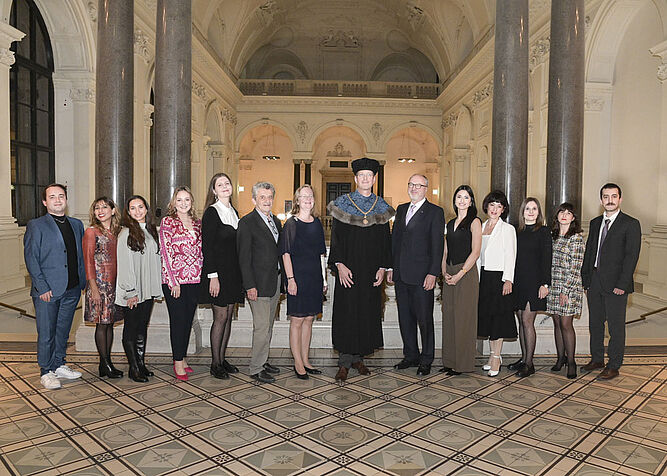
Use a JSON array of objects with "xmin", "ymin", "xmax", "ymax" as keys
[
  {"xmin": 406, "ymin": 201, "xmax": 427, "ymax": 228},
  {"xmin": 600, "ymin": 212, "xmax": 624, "ymax": 252}
]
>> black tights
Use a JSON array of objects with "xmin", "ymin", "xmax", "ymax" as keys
[
  {"xmin": 552, "ymin": 315, "xmax": 576, "ymax": 364},
  {"xmin": 95, "ymin": 323, "xmax": 114, "ymax": 362},
  {"xmin": 210, "ymin": 304, "xmax": 235, "ymax": 367},
  {"xmin": 516, "ymin": 309, "xmax": 537, "ymax": 366}
]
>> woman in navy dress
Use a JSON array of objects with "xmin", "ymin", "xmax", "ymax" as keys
[{"xmin": 280, "ymin": 185, "xmax": 327, "ymax": 379}]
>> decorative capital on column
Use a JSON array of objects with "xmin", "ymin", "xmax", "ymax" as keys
[
  {"xmin": 134, "ymin": 29, "xmax": 153, "ymax": 64},
  {"xmin": 143, "ymin": 103, "xmax": 154, "ymax": 127},
  {"xmin": 0, "ymin": 23, "xmax": 25, "ymax": 64},
  {"xmin": 70, "ymin": 88, "xmax": 96, "ymax": 103},
  {"xmin": 442, "ymin": 112, "xmax": 458, "ymax": 129},
  {"xmin": 584, "ymin": 95, "xmax": 605, "ymax": 112},
  {"xmin": 529, "ymin": 37, "xmax": 550, "ymax": 73},
  {"xmin": 0, "ymin": 48, "xmax": 14, "ymax": 66},
  {"xmin": 471, "ymin": 81, "xmax": 493, "ymax": 108},
  {"xmin": 192, "ymin": 80, "xmax": 208, "ymax": 103},
  {"xmin": 295, "ymin": 120, "xmax": 308, "ymax": 144},
  {"xmin": 86, "ymin": 1, "xmax": 97, "ymax": 23},
  {"xmin": 649, "ymin": 40, "xmax": 667, "ymax": 83},
  {"xmin": 223, "ymin": 108, "xmax": 237, "ymax": 125},
  {"xmin": 292, "ymin": 158, "xmax": 303, "ymax": 165}
]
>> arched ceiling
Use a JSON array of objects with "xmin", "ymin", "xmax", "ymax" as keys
[{"xmin": 192, "ymin": 0, "xmax": 494, "ymax": 82}]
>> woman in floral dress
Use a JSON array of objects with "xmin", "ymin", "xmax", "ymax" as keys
[{"xmin": 83, "ymin": 197, "xmax": 123, "ymax": 378}]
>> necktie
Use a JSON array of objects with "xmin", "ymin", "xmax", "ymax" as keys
[
  {"xmin": 267, "ymin": 215, "xmax": 279, "ymax": 242},
  {"xmin": 595, "ymin": 218, "xmax": 610, "ymax": 267},
  {"xmin": 406, "ymin": 204, "xmax": 417, "ymax": 225}
]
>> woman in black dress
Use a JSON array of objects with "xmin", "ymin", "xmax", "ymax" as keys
[
  {"xmin": 201, "ymin": 173, "xmax": 244, "ymax": 379},
  {"xmin": 511, "ymin": 198, "xmax": 551, "ymax": 378},
  {"xmin": 280, "ymin": 185, "xmax": 327, "ymax": 379}
]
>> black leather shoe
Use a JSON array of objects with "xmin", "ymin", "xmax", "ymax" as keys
[
  {"xmin": 304, "ymin": 366, "xmax": 322, "ymax": 375},
  {"xmin": 263, "ymin": 363, "xmax": 280, "ymax": 374},
  {"xmin": 516, "ymin": 364, "xmax": 535, "ymax": 378},
  {"xmin": 446, "ymin": 369, "xmax": 462, "ymax": 376},
  {"xmin": 294, "ymin": 367, "xmax": 309, "ymax": 380},
  {"xmin": 251, "ymin": 370, "xmax": 275, "ymax": 383},
  {"xmin": 210, "ymin": 364, "xmax": 229, "ymax": 379},
  {"xmin": 507, "ymin": 359, "xmax": 524, "ymax": 371},
  {"xmin": 439, "ymin": 366, "xmax": 453, "ymax": 373},
  {"xmin": 416, "ymin": 365, "xmax": 431, "ymax": 376},
  {"xmin": 582, "ymin": 361, "xmax": 605, "ymax": 372},
  {"xmin": 394, "ymin": 359, "xmax": 419, "ymax": 370},
  {"xmin": 222, "ymin": 360, "xmax": 239, "ymax": 374}
]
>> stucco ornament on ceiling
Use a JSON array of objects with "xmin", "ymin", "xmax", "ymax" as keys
[{"xmin": 327, "ymin": 142, "xmax": 352, "ymax": 157}]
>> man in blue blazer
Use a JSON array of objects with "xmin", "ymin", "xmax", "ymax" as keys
[
  {"xmin": 581, "ymin": 183, "xmax": 641, "ymax": 381},
  {"xmin": 387, "ymin": 174, "xmax": 445, "ymax": 376},
  {"xmin": 24, "ymin": 184, "xmax": 86, "ymax": 389}
]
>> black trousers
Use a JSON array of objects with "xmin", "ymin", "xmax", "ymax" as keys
[
  {"xmin": 395, "ymin": 279, "xmax": 435, "ymax": 365},
  {"xmin": 587, "ymin": 271, "xmax": 628, "ymax": 370},
  {"xmin": 163, "ymin": 284, "xmax": 199, "ymax": 361},
  {"xmin": 122, "ymin": 299, "xmax": 154, "ymax": 346}
]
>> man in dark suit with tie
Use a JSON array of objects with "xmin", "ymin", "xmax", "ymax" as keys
[
  {"xmin": 581, "ymin": 183, "xmax": 641, "ymax": 380},
  {"xmin": 24, "ymin": 184, "xmax": 86, "ymax": 390},
  {"xmin": 387, "ymin": 174, "xmax": 445, "ymax": 376},
  {"xmin": 237, "ymin": 182, "xmax": 283, "ymax": 383}
]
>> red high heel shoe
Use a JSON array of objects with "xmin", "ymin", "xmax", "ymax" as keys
[
  {"xmin": 184, "ymin": 366, "xmax": 193, "ymax": 373},
  {"xmin": 173, "ymin": 363, "xmax": 188, "ymax": 381}
]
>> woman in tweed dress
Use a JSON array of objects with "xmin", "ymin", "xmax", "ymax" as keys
[{"xmin": 547, "ymin": 202, "xmax": 584, "ymax": 379}]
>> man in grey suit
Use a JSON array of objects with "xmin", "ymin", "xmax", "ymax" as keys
[
  {"xmin": 581, "ymin": 183, "xmax": 641, "ymax": 381},
  {"xmin": 237, "ymin": 182, "xmax": 283, "ymax": 383},
  {"xmin": 24, "ymin": 184, "xmax": 86, "ymax": 390}
]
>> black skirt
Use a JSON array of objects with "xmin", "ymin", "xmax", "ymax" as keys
[{"xmin": 477, "ymin": 268, "xmax": 517, "ymax": 340}]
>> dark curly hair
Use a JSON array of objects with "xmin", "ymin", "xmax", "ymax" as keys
[{"xmin": 482, "ymin": 190, "xmax": 509, "ymax": 220}]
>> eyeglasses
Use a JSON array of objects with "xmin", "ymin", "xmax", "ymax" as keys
[{"xmin": 407, "ymin": 183, "xmax": 427, "ymax": 190}]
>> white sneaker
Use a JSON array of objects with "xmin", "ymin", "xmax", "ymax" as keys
[
  {"xmin": 54, "ymin": 365, "xmax": 82, "ymax": 380},
  {"xmin": 40, "ymin": 372, "xmax": 61, "ymax": 390}
]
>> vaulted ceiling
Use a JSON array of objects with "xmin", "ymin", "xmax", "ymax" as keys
[{"xmin": 192, "ymin": 0, "xmax": 495, "ymax": 82}]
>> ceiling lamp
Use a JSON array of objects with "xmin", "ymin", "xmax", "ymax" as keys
[
  {"xmin": 262, "ymin": 126, "xmax": 280, "ymax": 161},
  {"xmin": 397, "ymin": 132, "xmax": 415, "ymax": 163}
]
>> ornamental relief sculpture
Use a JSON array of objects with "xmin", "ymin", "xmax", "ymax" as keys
[
  {"xmin": 370, "ymin": 122, "xmax": 383, "ymax": 144},
  {"xmin": 295, "ymin": 121, "xmax": 308, "ymax": 144}
]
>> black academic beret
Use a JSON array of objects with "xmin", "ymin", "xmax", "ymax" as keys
[{"xmin": 351, "ymin": 157, "xmax": 379, "ymax": 175}]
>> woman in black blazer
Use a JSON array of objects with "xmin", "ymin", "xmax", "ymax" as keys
[{"xmin": 201, "ymin": 173, "xmax": 244, "ymax": 379}]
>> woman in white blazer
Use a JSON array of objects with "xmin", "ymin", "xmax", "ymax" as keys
[{"xmin": 477, "ymin": 190, "xmax": 517, "ymax": 376}]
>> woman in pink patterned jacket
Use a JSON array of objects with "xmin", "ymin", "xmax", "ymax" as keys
[{"xmin": 160, "ymin": 186, "xmax": 203, "ymax": 381}]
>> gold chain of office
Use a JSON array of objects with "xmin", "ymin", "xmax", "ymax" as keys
[{"xmin": 346, "ymin": 193, "xmax": 379, "ymax": 225}]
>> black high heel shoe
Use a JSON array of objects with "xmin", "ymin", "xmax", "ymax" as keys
[
  {"xmin": 551, "ymin": 356, "xmax": 567, "ymax": 372},
  {"xmin": 566, "ymin": 361, "xmax": 577, "ymax": 379},
  {"xmin": 507, "ymin": 359, "xmax": 524, "ymax": 371},
  {"xmin": 304, "ymin": 366, "xmax": 322, "ymax": 375},
  {"xmin": 294, "ymin": 366, "xmax": 309, "ymax": 380},
  {"xmin": 516, "ymin": 363, "xmax": 535, "ymax": 378},
  {"xmin": 222, "ymin": 360, "xmax": 239, "ymax": 374}
]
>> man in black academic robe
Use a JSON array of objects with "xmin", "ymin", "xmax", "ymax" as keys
[{"xmin": 327, "ymin": 158, "xmax": 394, "ymax": 381}]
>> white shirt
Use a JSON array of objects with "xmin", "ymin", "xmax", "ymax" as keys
[
  {"xmin": 405, "ymin": 198, "xmax": 426, "ymax": 225},
  {"xmin": 213, "ymin": 200, "xmax": 238, "ymax": 229},
  {"xmin": 595, "ymin": 209, "xmax": 620, "ymax": 266}
]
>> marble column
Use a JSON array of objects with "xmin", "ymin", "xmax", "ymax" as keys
[
  {"xmin": 293, "ymin": 159, "xmax": 301, "ymax": 192},
  {"xmin": 490, "ymin": 0, "xmax": 529, "ymax": 224},
  {"xmin": 153, "ymin": 0, "xmax": 191, "ymax": 215},
  {"xmin": 545, "ymin": 0, "xmax": 585, "ymax": 221},
  {"xmin": 304, "ymin": 160, "xmax": 312, "ymax": 185},
  {"xmin": 378, "ymin": 160, "xmax": 385, "ymax": 197},
  {"xmin": 95, "ymin": 0, "xmax": 134, "ymax": 207},
  {"xmin": 0, "ymin": 23, "xmax": 26, "ymax": 295}
]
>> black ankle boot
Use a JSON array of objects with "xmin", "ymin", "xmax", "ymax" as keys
[
  {"xmin": 99, "ymin": 357, "xmax": 123, "ymax": 379},
  {"xmin": 135, "ymin": 335, "xmax": 154, "ymax": 377},
  {"xmin": 123, "ymin": 339, "xmax": 148, "ymax": 383},
  {"xmin": 106, "ymin": 359, "xmax": 123, "ymax": 378}
]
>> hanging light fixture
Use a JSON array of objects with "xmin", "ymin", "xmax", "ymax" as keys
[
  {"xmin": 397, "ymin": 132, "xmax": 415, "ymax": 163},
  {"xmin": 262, "ymin": 126, "xmax": 280, "ymax": 161}
]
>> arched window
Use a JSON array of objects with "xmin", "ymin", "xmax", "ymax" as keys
[{"xmin": 9, "ymin": 0, "xmax": 55, "ymax": 225}]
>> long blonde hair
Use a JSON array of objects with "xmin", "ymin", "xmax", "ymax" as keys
[
  {"xmin": 291, "ymin": 184, "xmax": 319, "ymax": 218},
  {"xmin": 166, "ymin": 186, "xmax": 198, "ymax": 220}
]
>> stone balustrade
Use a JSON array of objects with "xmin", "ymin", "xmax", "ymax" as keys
[{"xmin": 238, "ymin": 79, "xmax": 440, "ymax": 99}]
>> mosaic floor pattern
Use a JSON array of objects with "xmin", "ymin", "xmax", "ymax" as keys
[{"xmin": 0, "ymin": 348, "xmax": 664, "ymax": 475}]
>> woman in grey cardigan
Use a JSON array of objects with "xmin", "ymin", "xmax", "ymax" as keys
[{"xmin": 116, "ymin": 196, "xmax": 162, "ymax": 382}]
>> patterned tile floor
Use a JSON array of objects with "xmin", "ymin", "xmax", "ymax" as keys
[{"xmin": 0, "ymin": 347, "xmax": 665, "ymax": 476}]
